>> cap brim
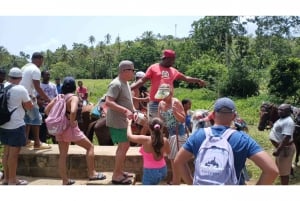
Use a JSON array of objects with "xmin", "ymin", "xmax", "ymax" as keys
[{"xmin": 154, "ymin": 90, "xmax": 170, "ymax": 100}]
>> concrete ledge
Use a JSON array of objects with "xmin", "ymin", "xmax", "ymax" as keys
[{"xmin": 17, "ymin": 144, "xmax": 193, "ymax": 182}]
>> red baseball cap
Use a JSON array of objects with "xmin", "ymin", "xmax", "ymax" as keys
[{"xmin": 162, "ymin": 49, "xmax": 176, "ymax": 58}]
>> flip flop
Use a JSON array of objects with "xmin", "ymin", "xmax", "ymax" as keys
[
  {"xmin": 89, "ymin": 172, "xmax": 106, "ymax": 181},
  {"xmin": 112, "ymin": 177, "xmax": 132, "ymax": 185},
  {"xmin": 123, "ymin": 172, "xmax": 134, "ymax": 178},
  {"xmin": 65, "ymin": 179, "xmax": 75, "ymax": 185}
]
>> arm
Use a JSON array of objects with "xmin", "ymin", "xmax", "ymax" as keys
[
  {"xmin": 105, "ymin": 96, "xmax": 133, "ymax": 119},
  {"xmin": 272, "ymin": 135, "xmax": 291, "ymax": 156},
  {"xmin": 23, "ymin": 100, "xmax": 33, "ymax": 111},
  {"xmin": 44, "ymin": 98, "xmax": 56, "ymax": 115},
  {"xmin": 130, "ymin": 77, "xmax": 148, "ymax": 91},
  {"xmin": 127, "ymin": 118, "xmax": 149, "ymax": 144},
  {"xmin": 178, "ymin": 74, "xmax": 206, "ymax": 87},
  {"xmin": 172, "ymin": 98, "xmax": 186, "ymax": 123},
  {"xmin": 163, "ymin": 137, "xmax": 171, "ymax": 155},
  {"xmin": 249, "ymin": 151, "xmax": 279, "ymax": 185},
  {"xmin": 69, "ymin": 96, "xmax": 79, "ymax": 127},
  {"xmin": 33, "ymin": 79, "xmax": 50, "ymax": 102},
  {"xmin": 173, "ymin": 147, "xmax": 194, "ymax": 185}
]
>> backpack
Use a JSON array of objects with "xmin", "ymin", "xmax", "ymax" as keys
[
  {"xmin": 0, "ymin": 84, "xmax": 17, "ymax": 126},
  {"xmin": 193, "ymin": 127, "xmax": 238, "ymax": 185},
  {"xmin": 45, "ymin": 94, "xmax": 73, "ymax": 135}
]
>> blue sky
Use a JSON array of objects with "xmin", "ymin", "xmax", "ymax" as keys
[
  {"xmin": 0, "ymin": 0, "xmax": 298, "ymax": 57},
  {"xmin": 0, "ymin": 16, "xmax": 203, "ymax": 56}
]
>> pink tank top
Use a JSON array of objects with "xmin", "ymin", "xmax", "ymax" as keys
[{"xmin": 139, "ymin": 146, "xmax": 166, "ymax": 169}]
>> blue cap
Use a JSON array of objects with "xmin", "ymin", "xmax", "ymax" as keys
[{"xmin": 214, "ymin": 97, "xmax": 236, "ymax": 113}]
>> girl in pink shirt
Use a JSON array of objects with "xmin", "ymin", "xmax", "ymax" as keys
[{"xmin": 127, "ymin": 117, "xmax": 170, "ymax": 185}]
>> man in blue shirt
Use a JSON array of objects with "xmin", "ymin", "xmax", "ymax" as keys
[{"xmin": 173, "ymin": 97, "xmax": 279, "ymax": 185}]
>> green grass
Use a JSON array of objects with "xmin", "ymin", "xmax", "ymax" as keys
[{"xmin": 1, "ymin": 79, "xmax": 300, "ymax": 184}]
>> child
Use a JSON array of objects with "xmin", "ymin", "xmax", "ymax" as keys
[{"xmin": 127, "ymin": 117, "xmax": 170, "ymax": 185}]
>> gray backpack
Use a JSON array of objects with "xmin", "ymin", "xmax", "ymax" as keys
[{"xmin": 193, "ymin": 127, "xmax": 238, "ymax": 185}]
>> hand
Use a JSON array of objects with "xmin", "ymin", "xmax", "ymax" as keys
[
  {"xmin": 70, "ymin": 120, "xmax": 78, "ymax": 128},
  {"xmin": 127, "ymin": 118, "xmax": 133, "ymax": 126},
  {"xmin": 124, "ymin": 109, "xmax": 133, "ymax": 120}
]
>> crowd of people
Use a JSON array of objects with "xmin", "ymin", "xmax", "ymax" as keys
[{"xmin": 1, "ymin": 48, "xmax": 293, "ymax": 186}]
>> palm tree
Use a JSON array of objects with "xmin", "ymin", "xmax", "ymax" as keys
[{"xmin": 89, "ymin": 35, "xmax": 96, "ymax": 47}]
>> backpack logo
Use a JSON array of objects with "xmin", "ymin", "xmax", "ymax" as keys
[
  {"xmin": 45, "ymin": 94, "xmax": 72, "ymax": 135},
  {"xmin": 0, "ymin": 84, "xmax": 17, "ymax": 126},
  {"xmin": 193, "ymin": 127, "xmax": 238, "ymax": 185}
]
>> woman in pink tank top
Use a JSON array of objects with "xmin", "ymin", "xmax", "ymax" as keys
[{"xmin": 127, "ymin": 117, "xmax": 170, "ymax": 185}]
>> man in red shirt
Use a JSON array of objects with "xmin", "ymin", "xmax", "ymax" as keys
[
  {"xmin": 131, "ymin": 49, "xmax": 206, "ymax": 119},
  {"xmin": 76, "ymin": 80, "xmax": 89, "ymax": 106}
]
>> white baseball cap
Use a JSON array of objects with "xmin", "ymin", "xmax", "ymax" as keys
[
  {"xmin": 135, "ymin": 71, "xmax": 145, "ymax": 78},
  {"xmin": 8, "ymin": 67, "xmax": 22, "ymax": 78}
]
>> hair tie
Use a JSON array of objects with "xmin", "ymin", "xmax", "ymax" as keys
[{"xmin": 154, "ymin": 124, "xmax": 160, "ymax": 129}]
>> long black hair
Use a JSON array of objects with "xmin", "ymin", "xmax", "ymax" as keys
[{"xmin": 148, "ymin": 117, "xmax": 164, "ymax": 158}]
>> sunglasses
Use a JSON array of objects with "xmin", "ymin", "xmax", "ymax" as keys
[{"xmin": 123, "ymin": 69, "xmax": 135, "ymax": 72}]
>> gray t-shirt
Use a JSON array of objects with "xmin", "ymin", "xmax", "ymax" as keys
[
  {"xmin": 269, "ymin": 116, "xmax": 295, "ymax": 143},
  {"xmin": 106, "ymin": 77, "xmax": 134, "ymax": 129}
]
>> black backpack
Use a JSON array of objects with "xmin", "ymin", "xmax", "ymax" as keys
[{"xmin": 0, "ymin": 84, "xmax": 17, "ymax": 125}]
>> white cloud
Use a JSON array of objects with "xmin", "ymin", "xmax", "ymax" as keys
[{"xmin": 24, "ymin": 38, "xmax": 61, "ymax": 55}]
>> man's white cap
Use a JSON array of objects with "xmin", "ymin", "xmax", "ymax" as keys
[
  {"xmin": 8, "ymin": 67, "xmax": 22, "ymax": 78},
  {"xmin": 135, "ymin": 71, "xmax": 145, "ymax": 78}
]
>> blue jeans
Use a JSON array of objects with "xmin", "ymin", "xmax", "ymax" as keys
[{"xmin": 142, "ymin": 166, "xmax": 167, "ymax": 185}]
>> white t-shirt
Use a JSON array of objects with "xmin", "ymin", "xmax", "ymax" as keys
[
  {"xmin": 0, "ymin": 82, "xmax": 31, "ymax": 129},
  {"xmin": 269, "ymin": 116, "xmax": 295, "ymax": 143},
  {"xmin": 20, "ymin": 62, "xmax": 41, "ymax": 97},
  {"xmin": 40, "ymin": 82, "xmax": 58, "ymax": 100}
]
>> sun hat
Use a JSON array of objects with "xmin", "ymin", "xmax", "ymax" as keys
[{"xmin": 154, "ymin": 84, "xmax": 171, "ymax": 100}]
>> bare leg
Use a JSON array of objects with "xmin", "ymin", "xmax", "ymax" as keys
[
  {"xmin": 112, "ymin": 141, "xmax": 130, "ymax": 181},
  {"xmin": 75, "ymin": 137, "xmax": 97, "ymax": 178},
  {"xmin": 58, "ymin": 141, "xmax": 70, "ymax": 185},
  {"xmin": 31, "ymin": 125, "xmax": 41, "ymax": 147},
  {"xmin": 7, "ymin": 146, "xmax": 21, "ymax": 184},
  {"xmin": 2, "ymin": 145, "xmax": 9, "ymax": 183},
  {"xmin": 280, "ymin": 175, "xmax": 290, "ymax": 185}
]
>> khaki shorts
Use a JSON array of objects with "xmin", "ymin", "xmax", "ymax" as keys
[
  {"xmin": 109, "ymin": 127, "xmax": 128, "ymax": 144},
  {"xmin": 275, "ymin": 143, "xmax": 295, "ymax": 176}
]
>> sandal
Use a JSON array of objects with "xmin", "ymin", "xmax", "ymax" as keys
[
  {"xmin": 89, "ymin": 172, "xmax": 106, "ymax": 181},
  {"xmin": 64, "ymin": 179, "xmax": 75, "ymax": 185},
  {"xmin": 123, "ymin": 172, "xmax": 134, "ymax": 178},
  {"xmin": 112, "ymin": 177, "xmax": 132, "ymax": 185},
  {"xmin": 34, "ymin": 143, "xmax": 51, "ymax": 150},
  {"xmin": 8, "ymin": 179, "xmax": 28, "ymax": 185}
]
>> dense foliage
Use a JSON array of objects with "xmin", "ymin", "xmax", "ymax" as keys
[{"xmin": 1, "ymin": 16, "xmax": 300, "ymax": 100}]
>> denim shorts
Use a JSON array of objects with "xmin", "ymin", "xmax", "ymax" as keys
[
  {"xmin": 24, "ymin": 104, "xmax": 42, "ymax": 125},
  {"xmin": 0, "ymin": 126, "xmax": 26, "ymax": 147},
  {"xmin": 142, "ymin": 166, "xmax": 167, "ymax": 185},
  {"xmin": 147, "ymin": 101, "xmax": 159, "ymax": 120}
]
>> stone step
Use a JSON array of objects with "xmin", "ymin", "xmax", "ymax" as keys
[
  {"xmin": 17, "ymin": 144, "xmax": 194, "ymax": 183},
  {"xmin": 2, "ymin": 172, "xmax": 136, "ymax": 185}
]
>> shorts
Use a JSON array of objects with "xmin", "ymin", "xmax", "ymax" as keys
[
  {"xmin": 0, "ymin": 126, "xmax": 26, "ymax": 147},
  {"xmin": 148, "ymin": 101, "xmax": 159, "ymax": 120},
  {"xmin": 275, "ymin": 143, "xmax": 296, "ymax": 176},
  {"xmin": 24, "ymin": 103, "xmax": 42, "ymax": 125},
  {"xmin": 142, "ymin": 166, "xmax": 167, "ymax": 185},
  {"xmin": 109, "ymin": 127, "xmax": 128, "ymax": 144},
  {"xmin": 56, "ymin": 125, "xmax": 86, "ymax": 143}
]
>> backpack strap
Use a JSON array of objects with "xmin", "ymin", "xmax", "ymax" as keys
[
  {"xmin": 221, "ymin": 128, "xmax": 236, "ymax": 140},
  {"xmin": 4, "ymin": 84, "xmax": 15, "ymax": 91}
]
